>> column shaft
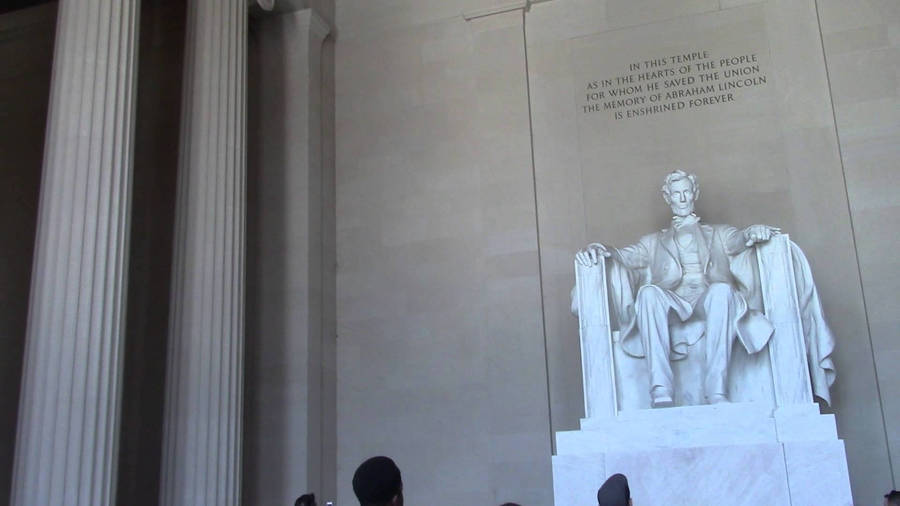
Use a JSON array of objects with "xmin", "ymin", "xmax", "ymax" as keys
[
  {"xmin": 159, "ymin": 0, "xmax": 247, "ymax": 505},
  {"xmin": 11, "ymin": 1, "xmax": 140, "ymax": 505}
]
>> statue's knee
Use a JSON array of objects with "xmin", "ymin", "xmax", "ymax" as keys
[{"xmin": 637, "ymin": 285, "xmax": 666, "ymax": 306}]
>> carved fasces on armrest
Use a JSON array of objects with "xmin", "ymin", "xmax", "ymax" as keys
[
  {"xmin": 574, "ymin": 259, "xmax": 617, "ymax": 418},
  {"xmin": 574, "ymin": 260, "xmax": 609, "ymax": 330},
  {"xmin": 755, "ymin": 234, "xmax": 814, "ymax": 406}
]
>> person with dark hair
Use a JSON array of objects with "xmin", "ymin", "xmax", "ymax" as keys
[
  {"xmin": 499, "ymin": 503, "xmax": 522, "ymax": 506},
  {"xmin": 352, "ymin": 456, "xmax": 403, "ymax": 506},
  {"xmin": 295, "ymin": 493, "xmax": 316, "ymax": 506},
  {"xmin": 597, "ymin": 473, "xmax": 632, "ymax": 506},
  {"xmin": 885, "ymin": 490, "xmax": 900, "ymax": 506}
]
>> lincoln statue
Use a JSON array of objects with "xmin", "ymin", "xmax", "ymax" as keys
[{"xmin": 575, "ymin": 170, "xmax": 783, "ymax": 408}]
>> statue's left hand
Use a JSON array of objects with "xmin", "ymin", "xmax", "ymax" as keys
[{"xmin": 743, "ymin": 224, "xmax": 781, "ymax": 247}]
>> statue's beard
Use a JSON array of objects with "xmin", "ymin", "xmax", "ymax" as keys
[{"xmin": 670, "ymin": 203, "xmax": 695, "ymax": 217}]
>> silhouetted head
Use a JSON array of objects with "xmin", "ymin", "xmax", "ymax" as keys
[
  {"xmin": 352, "ymin": 456, "xmax": 403, "ymax": 506},
  {"xmin": 597, "ymin": 473, "xmax": 631, "ymax": 506},
  {"xmin": 885, "ymin": 490, "xmax": 900, "ymax": 506},
  {"xmin": 295, "ymin": 493, "xmax": 316, "ymax": 506}
]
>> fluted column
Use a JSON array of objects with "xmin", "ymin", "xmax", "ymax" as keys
[
  {"xmin": 159, "ymin": 1, "xmax": 247, "ymax": 505},
  {"xmin": 10, "ymin": 1, "xmax": 140, "ymax": 505}
]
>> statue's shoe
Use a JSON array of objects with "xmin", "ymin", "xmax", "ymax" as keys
[
  {"xmin": 651, "ymin": 389, "xmax": 674, "ymax": 408},
  {"xmin": 707, "ymin": 393, "xmax": 729, "ymax": 404}
]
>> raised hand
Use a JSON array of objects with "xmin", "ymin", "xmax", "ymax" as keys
[{"xmin": 575, "ymin": 242, "xmax": 611, "ymax": 267}]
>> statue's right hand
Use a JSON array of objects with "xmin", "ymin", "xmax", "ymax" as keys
[{"xmin": 575, "ymin": 243, "xmax": 611, "ymax": 267}]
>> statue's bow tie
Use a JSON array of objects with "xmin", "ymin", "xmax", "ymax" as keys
[{"xmin": 672, "ymin": 214, "xmax": 700, "ymax": 229}]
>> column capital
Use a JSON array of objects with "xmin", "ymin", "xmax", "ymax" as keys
[
  {"xmin": 251, "ymin": 0, "xmax": 307, "ymax": 10},
  {"xmin": 250, "ymin": 1, "xmax": 331, "ymax": 39}
]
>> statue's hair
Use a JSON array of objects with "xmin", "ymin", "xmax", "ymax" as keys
[{"xmin": 661, "ymin": 170, "xmax": 699, "ymax": 202}]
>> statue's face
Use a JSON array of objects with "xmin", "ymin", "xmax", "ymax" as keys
[{"xmin": 665, "ymin": 178, "xmax": 696, "ymax": 217}]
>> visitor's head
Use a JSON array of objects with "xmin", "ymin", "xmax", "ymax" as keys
[
  {"xmin": 885, "ymin": 490, "xmax": 900, "ymax": 506},
  {"xmin": 597, "ymin": 473, "xmax": 632, "ymax": 506},
  {"xmin": 661, "ymin": 170, "xmax": 699, "ymax": 217},
  {"xmin": 499, "ymin": 503, "xmax": 522, "ymax": 506},
  {"xmin": 295, "ymin": 493, "xmax": 316, "ymax": 506},
  {"xmin": 352, "ymin": 456, "xmax": 403, "ymax": 506}
]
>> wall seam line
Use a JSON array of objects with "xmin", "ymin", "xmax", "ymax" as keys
[{"xmin": 521, "ymin": 8, "xmax": 556, "ymax": 456}]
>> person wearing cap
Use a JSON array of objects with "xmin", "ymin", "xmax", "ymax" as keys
[
  {"xmin": 596, "ymin": 473, "xmax": 632, "ymax": 506},
  {"xmin": 352, "ymin": 456, "xmax": 403, "ymax": 506}
]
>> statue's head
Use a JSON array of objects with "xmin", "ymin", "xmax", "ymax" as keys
[{"xmin": 661, "ymin": 170, "xmax": 699, "ymax": 217}]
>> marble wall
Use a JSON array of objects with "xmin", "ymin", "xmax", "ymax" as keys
[
  {"xmin": 335, "ymin": 0, "xmax": 899, "ymax": 505},
  {"xmin": 245, "ymin": 5, "xmax": 336, "ymax": 505},
  {"xmin": 526, "ymin": 1, "xmax": 892, "ymax": 504},
  {"xmin": 818, "ymin": 0, "xmax": 900, "ymax": 489},
  {"xmin": 0, "ymin": 0, "xmax": 895, "ymax": 505},
  {"xmin": 334, "ymin": 4, "xmax": 553, "ymax": 505}
]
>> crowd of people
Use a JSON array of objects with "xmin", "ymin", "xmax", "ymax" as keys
[{"xmin": 295, "ymin": 456, "xmax": 895, "ymax": 505}]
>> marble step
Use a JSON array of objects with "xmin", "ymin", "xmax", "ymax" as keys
[
  {"xmin": 552, "ymin": 439, "xmax": 852, "ymax": 506},
  {"xmin": 581, "ymin": 400, "xmax": 814, "ymax": 428},
  {"xmin": 557, "ymin": 402, "xmax": 836, "ymax": 455}
]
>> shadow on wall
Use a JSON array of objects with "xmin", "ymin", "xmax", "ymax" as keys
[
  {"xmin": 0, "ymin": 1, "xmax": 56, "ymax": 503},
  {"xmin": 116, "ymin": 0, "xmax": 186, "ymax": 505}
]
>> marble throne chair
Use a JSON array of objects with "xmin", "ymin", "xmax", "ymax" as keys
[
  {"xmin": 554, "ymin": 233, "xmax": 852, "ymax": 505},
  {"xmin": 573, "ymin": 233, "xmax": 817, "ymax": 416}
]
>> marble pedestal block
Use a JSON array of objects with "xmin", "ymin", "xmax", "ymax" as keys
[{"xmin": 552, "ymin": 403, "xmax": 851, "ymax": 505}]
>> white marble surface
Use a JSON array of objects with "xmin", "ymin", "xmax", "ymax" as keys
[
  {"xmin": 775, "ymin": 410, "xmax": 838, "ymax": 442},
  {"xmin": 573, "ymin": 255, "xmax": 616, "ymax": 419},
  {"xmin": 566, "ymin": 402, "xmax": 837, "ymax": 452},
  {"xmin": 563, "ymin": 403, "xmax": 778, "ymax": 454},
  {"xmin": 551, "ymin": 455, "xmax": 605, "ymax": 506},
  {"xmin": 554, "ymin": 439, "xmax": 852, "ymax": 506},
  {"xmin": 606, "ymin": 443, "xmax": 791, "ymax": 505},
  {"xmin": 553, "ymin": 402, "xmax": 852, "ymax": 505},
  {"xmin": 783, "ymin": 440, "xmax": 853, "ymax": 506},
  {"xmin": 756, "ymin": 234, "xmax": 814, "ymax": 405}
]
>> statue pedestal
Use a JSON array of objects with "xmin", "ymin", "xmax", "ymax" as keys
[{"xmin": 551, "ymin": 403, "xmax": 852, "ymax": 505}]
